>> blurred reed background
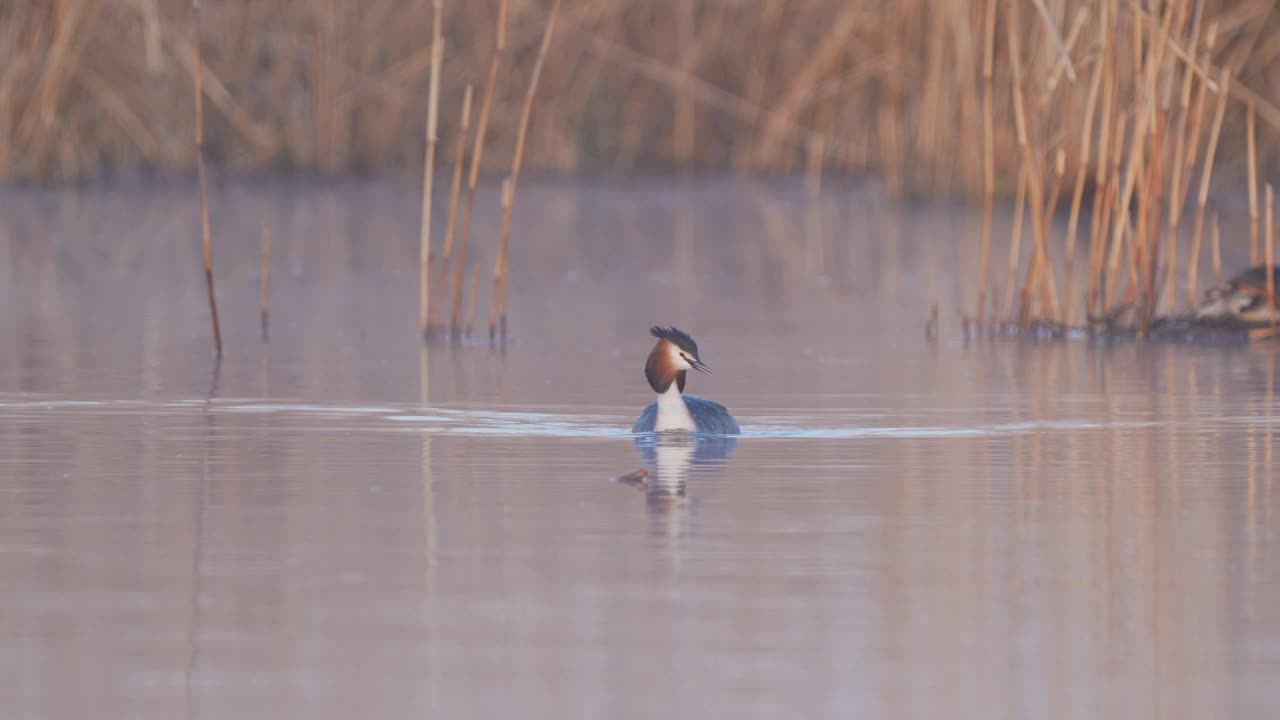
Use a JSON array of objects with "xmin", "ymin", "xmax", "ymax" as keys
[
  {"xmin": 7, "ymin": 0, "xmax": 1280, "ymax": 336},
  {"xmin": 2, "ymin": 1, "xmax": 1277, "ymax": 190}
]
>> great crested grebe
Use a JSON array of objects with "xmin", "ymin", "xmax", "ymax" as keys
[
  {"xmin": 1194, "ymin": 265, "xmax": 1280, "ymax": 325},
  {"xmin": 631, "ymin": 326, "xmax": 739, "ymax": 435}
]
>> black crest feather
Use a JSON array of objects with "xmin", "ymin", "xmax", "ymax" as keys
[{"xmin": 649, "ymin": 326, "xmax": 699, "ymax": 355}]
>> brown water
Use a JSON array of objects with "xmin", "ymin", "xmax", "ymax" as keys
[{"xmin": 2, "ymin": 179, "xmax": 1279, "ymax": 719}]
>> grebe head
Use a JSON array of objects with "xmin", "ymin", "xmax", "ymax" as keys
[{"xmin": 645, "ymin": 326, "xmax": 712, "ymax": 393}]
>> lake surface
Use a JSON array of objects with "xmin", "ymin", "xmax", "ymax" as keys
[{"xmin": 1, "ymin": 178, "xmax": 1278, "ymax": 719}]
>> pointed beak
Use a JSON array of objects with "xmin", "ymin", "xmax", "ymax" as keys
[{"xmin": 690, "ymin": 357, "xmax": 713, "ymax": 375}]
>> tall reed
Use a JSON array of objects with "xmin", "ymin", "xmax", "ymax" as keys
[
  {"xmin": 192, "ymin": 0, "xmax": 221, "ymax": 356},
  {"xmin": 490, "ymin": 0, "xmax": 560, "ymax": 341},
  {"xmin": 5, "ymin": 1, "xmax": 1280, "ymax": 188},
  {"xmin": 975, "ymin": 0, "xmax": 997, "ymax": 325},
  {"xmin": 260, "ymin": 222, "xmax": 271, "ymax": 341},
  {"xmin": 419, "ymin": 0, "xmax": 444, "ymax": 340},
  {"xmin": 434, "ymin": 84, "xmax": 473, "ymax": 335},
  {"xmin": 1268, "ymin": 184, "xmax": 1276, "ymax": 325},
  {"xmin": 451, "ymin": 0, "xmax": 507, "ymax": 337}
]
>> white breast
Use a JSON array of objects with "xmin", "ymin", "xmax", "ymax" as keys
[{"xmin": 653, "ymin": 385, "xmax": 695, "ymax": 431}]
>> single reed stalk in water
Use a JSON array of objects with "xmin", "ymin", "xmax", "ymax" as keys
[
  {"xmin": 1003, "ymin": 166, "xmax": 1028, "ymax": 320},
  {"xmin": 1189, "ymin": 67, "xmax": 1231, "ymax": 317},
  {"xmin": 1064, "ymin": 25, "xmax": 1106, "ymax": 326},
  {"xmin": 1248, "ymin": 101, "xmax": 1259, "ymax": 264},
  {"xmin": 192, "ymin": 0, "xmax": 221, "ymax": 356},
  {"xmin": 452, "ymin": 0, "xmax": 508, "ymax": 337},
  {"xmin": 436, "ymin": 84, "xmax": 473, "ymax": 330},
  {"xmin": 491, "ymin": 178, "xmax": 512, "ymax": 341},
  {"xmin": 419, "ymin": 0, "xmax": 444, "ymax": 340},
  {"xmin": 491, "ymin": 0, "xmax": 559, "ymax": 342},
  {"xmin": 975, "ymin": 0, "xmax": 997, "ymax": 326},
  {"xmin": 466, "ymin": 259, "xmax": 481, "ymax": 337},
  {"xmin": 1211, "ymin": 212, "xmax": 1222, "ymax": 285},
  {"xmin": 260, "ymin": 222, "xmax": 271, "ymax": 341},
  {"xmin": 1268, "ymin": 184, "xmax": 1276, "ymax": 325}
]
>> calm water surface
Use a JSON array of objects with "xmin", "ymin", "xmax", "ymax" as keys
[{"xmin": 1, "ymin": 179, "xmax": 1279, "ymax": 719}]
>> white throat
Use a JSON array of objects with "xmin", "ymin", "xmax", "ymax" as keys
[{"xmin": 654, "ymin": 383, "xmax": 695, "ymax": 431}]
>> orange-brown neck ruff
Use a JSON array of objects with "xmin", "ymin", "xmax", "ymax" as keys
[{"xmin": 645, "ymin": 340, "xmax": 686, "ymax": 393}]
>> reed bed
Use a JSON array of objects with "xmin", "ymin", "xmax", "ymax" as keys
[
  {"xmin": 8, "ymin": 1, "xmax": 1280, "ymax": 343},
  {"xmin": 964, "ymin": 0, "xmax": 1280, "ymax": 341},
  {"xmin": 1, "ymin": 1, "xmax": 1277, "ymax": 188}
]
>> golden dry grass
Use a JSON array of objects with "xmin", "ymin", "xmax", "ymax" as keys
[{"xmin": 0, "ymin": 0, "xmax": 1274, "ymax": 192}]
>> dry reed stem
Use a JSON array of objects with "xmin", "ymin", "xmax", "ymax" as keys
[
  {"xmin": 1188, "ymin": 67, "xmax": 1231, "ymax": 318},
  {"xmin": 1087, "ymin": 2, "xmax": 1117, "ymax": 318},
  {"xmin": 1182, "ymin": 24, "xmax": 1217, "ymax": 187},
  {"xmin": 1137, "ymin": 0, "xmax": 1177, "ymax": 321},
  {"xmin": 1128, "ymin": 2, "xmax": 1220, "ymax": 94},
  {"xmin": 16, "ymin": 1, "xmax": 101, "ymax": 176},
  {"xmin": 1023, "ymin": 149, "xmax": 1064, "ymax": 323},
  {"xmin": 1131, "ymin": 2, "xmax": 1280, "ymax": 135},
  {"xmin": 420, "ymin": 0, "xmax": 444, "ymax": 339},
  {"xmin": 466, "ymin": 259, "xmax": 481, "ymax": 337},
  {"xmin": 750, "ymin": 5, "xmax": 863, "ymax": 166},
  {"xmin": 1186, "ymin": 201, "xmax": 1203, "ymax": 307},
  {"xmin": 260, "ymin": 222, "xmax": 271, "ymax": 342},
  {"xmin": 1064, "ymin": 24, "xmax": 1106, "ymax": 325},
  {"xmin": 1003, "ymin": 165, "xmax": 1028, "ymax": 319},
  {"xmin": 1167, "ymin": 6, "xmax": 1202, "ymax": 310},
  {"xmin": 1131, "ymin": 148, "xmax": 1154, "ymax": 321},
  {"xmin": 1211, "ymin": 212, "xmax": 1222, "ymax": 285},
  {"xmin": 975, "ymin": 0, "xmax": 997, "ymax": 325},
  {"xmin": 193, "ymin": 0, "xmax": 221, "ymax": 357},
  {"xmin": 1090, "ymin": 174, "xmax": 1118, "ymax": 316},
  {"xmin": 1030, "ymin": 0, "xmax": 1078, "ymax": 82},
  {"xmin": 1248, "ymin": 326, "xmax": 1280, "ymax": 342},
  {"xmin": 1268, "ymin": 184, "xmax": 1275, "ymax": 325},
  {"xmin": 1147, "ymin": 111, "xmax": 1167, "ymax": 321},
  {"xmin": 491, "ymin": 0, "xmax": 560, "ymax": 341},
  {"xmin": 568, "ymin": 18, "xmax": 840, "ymax": 164},
  {"xmin": 452, "ymin": 0, "xmax": 508, "ymax": 336},
  {"xmin": 491, "ymin": 177, "xmax": 512, "ymax": 341},
  {"xmin": 8, "ymin": 0, "xmax": 1280, "ymax": 188},
  {"xmin": 171, "ymin": 37, "xmax": 279, "ymax": 159},
  {"xmin": 1248, "ymin": 101, "xmax": 1259, "ymax": 264},
  {"xmin": 1103, "ymin": 113, "xmax": 1129, "ymax": 311},
  {"xmin": 436, "ymin": 84, "xmax": 474, "ymax": 329},
  {"xmin": 1041, "ymin": 7, "xmax": 1089, "ymax": 103},
  {"xmin": 1108, "ymin": 18, "xmax": 1162, "ymax": 318},
  {"xmin": 1007, "ymin": 0, "xmax": 1058, "ymax": 324}
]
